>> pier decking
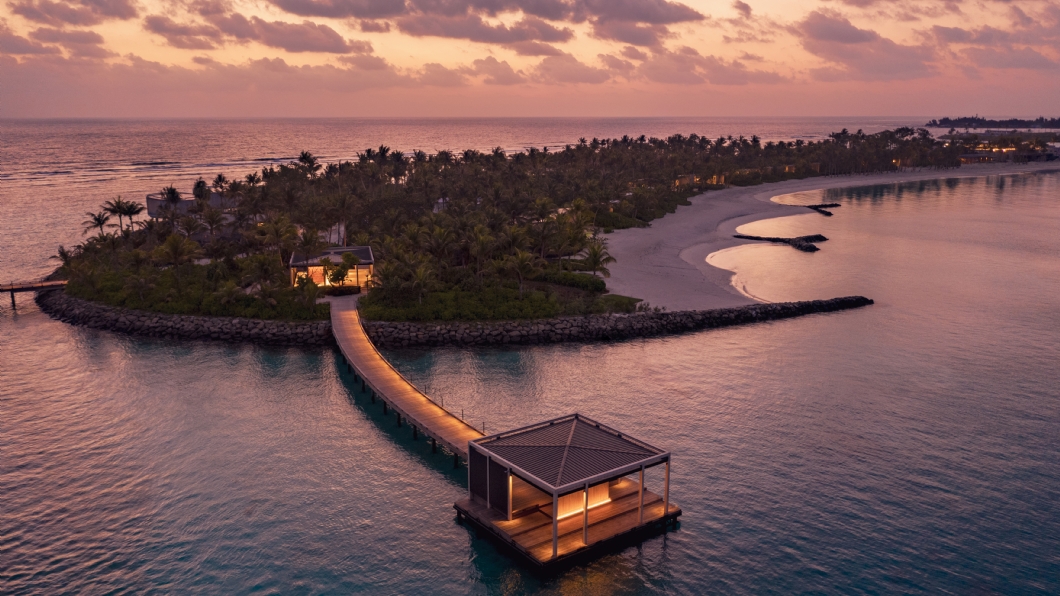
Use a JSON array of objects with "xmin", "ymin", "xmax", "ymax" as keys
[
  {"xmin": 4, "ymin": 279, "xmax": 67, "ymax": 309},
  {"xmin": 2, "ymin": 280, "xmax": 67, "ymax": 293},
  {"xmin": 330, "ymin": 297, "xmax": 483, "ymax": 459}
]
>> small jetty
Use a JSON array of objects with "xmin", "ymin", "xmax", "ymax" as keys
[
  {"xmin": 330, "ymin": 297, "xmax": 483, "ymax": 461},
  {"xmin": 330, "ymin": 299, "xmax": 682, "ymax": 570},
  {"xmin": 3, "ymin": 279, "xmax": 67, "ymax": 308}
]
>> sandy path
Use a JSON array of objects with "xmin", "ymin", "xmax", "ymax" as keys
[{"xmin": 604, "ymin": 162, "xmax": 1060, "ymax": 311}]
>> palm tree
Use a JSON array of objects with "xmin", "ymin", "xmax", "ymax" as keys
[
  {"xmin": 214, "ymin": 281, "xmax": 243, "ymax": 306},
  {"xmin": 123, "ymin": 272, "xmax": 156, "ymax": 303},
  {"xmin": 121, "ymin": 200, "xmax": 145, "ymax": 231},
  {"xmin": 504, "ymin": 249, "xmax": 544, "ymax": 297},
  {"xmin": 248, "ymin": 215, "xmax": 298, "ymax": 267},
  {"xmin": 295, "ymin": 229, "xmax": 327, "ymax": 276},
  {"xmin": 341, "ymin": 252, "xmax": 362, "ymax": 286},
  {"xmin": 178, "ymin": 215, "xmax": 205, "ymax": 238},
  {"xmin": 200, "ymin": 207, "xmax": 226, "ymax": 241},
  {"xmin": 82, "ymin": 211, "xmax": 111, "ymax": 236},
  {"xmin": 405, "ymin": 263, "xmax": 436, "ymax": 304},
  {"xmin": 153, "ymin": 234, "xmax": 203, "ymax": 293},
  {"xmin": 102, "ymin": 197, "xmax": 128, "ymax": 231},
  {"xmin": 583, "ymin": 240, "xmax": 616, "ymax": 278}
]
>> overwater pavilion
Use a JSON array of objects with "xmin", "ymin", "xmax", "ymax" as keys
[{"xmin": 454, "ymin": 413, "xmax": 680, "ymax": 568}]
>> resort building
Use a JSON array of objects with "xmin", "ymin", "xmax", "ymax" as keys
[
  {"xmin": 289, "ymin": 246, "xmax": 374, "ymax": 288},
  {"xmin": 145, "ymin": 190, "xmax": 230, "ymax": 218},
  {"xmin": 455, "ymin": 413, "xmax": 680, "ymax": 568}
]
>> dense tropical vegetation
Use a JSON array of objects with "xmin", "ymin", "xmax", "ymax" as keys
[
  {"xmin": 927, "ymin": 116, "xmax": 1060, "ymax": 129},
  {"xmin": 57, "ymin": 127, "xmax": 968, "ymax": 321}
]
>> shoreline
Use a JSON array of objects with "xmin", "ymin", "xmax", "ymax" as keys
[{"xmin": 605, "ymin": 162, "xmax": 1060, "ymax": 311}]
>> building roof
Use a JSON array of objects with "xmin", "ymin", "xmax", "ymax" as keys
[
  {"xmin": 289, "ymin": 246, "xmax": 374, "ymax": 268},
  {"xmin": 472, "ymin": 414, "xmax": 667, "ymax": 493}
]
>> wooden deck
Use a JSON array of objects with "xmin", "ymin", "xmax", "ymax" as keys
[
  {"xmin": 2, "ymin": 279, "xmax": 67, "ymax": 293},
  {"xmin": 330, "ymin": 297, "xmax": 483, "ymax": 459},
  {"xmin": 455, "ymin": 476, "xmax": 681, "ymax": 567}
]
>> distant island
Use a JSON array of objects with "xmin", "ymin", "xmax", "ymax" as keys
[{"xmin": 927, "ymin": 116, "xmax": 1060, "ymax": 129}]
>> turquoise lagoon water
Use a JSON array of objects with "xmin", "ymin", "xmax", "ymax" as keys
[{"xmin": 3, "ymin": 120, "xmax": 1060, "ymax": 593}]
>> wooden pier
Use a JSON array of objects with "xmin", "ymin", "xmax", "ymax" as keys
[
  {"xmin": 3, "ymin": 279, "xmax": 67, "ymax": 309},
  {"xmin": 330, "ymin": 297, "xmax": 483, "ymax": 460}
]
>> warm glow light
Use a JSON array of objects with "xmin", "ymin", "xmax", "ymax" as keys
[{"xmin": 556, "ymin": 484, "xmax": 610, "ymax": 519}]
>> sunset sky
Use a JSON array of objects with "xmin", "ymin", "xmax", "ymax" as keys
[{"xmin": 2, "ymin": 0, "xmax": 1058, "ymax": 117}]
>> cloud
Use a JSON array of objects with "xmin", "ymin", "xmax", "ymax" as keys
[
  {"xmin": 732, "ymin": 0, "xmax": 751, "ymax": 18},
  {"xmin": 395, "ymin": 14, "xmax": 572, "ymax": 44},
  {"xmin": 418, "ymin": 61, "xmax": 466, "ymax": 85},
  {"xmin": 505, "ymin": 40, "xmax": 562, "ymax": 55},
  {"xmin": 145, "ymin": 12, "xmax": 373, "ymax": 53},
  {"xmin": 0, "ymin": 22, "xmax": 61, "ymax": 53},
  {"xmin": 268, "ymin": 0, "xmax": 406, "ymax": 19},
  {"xmin": 28, "ymin": 25, "xmax": 112, "ymax": 56},
  {"xmin": 532, "ymin": 52, "xmax": 610, "ymax": 83},
  {"xmin": 591, "ymin": 21, "xmax": 671, "ymax": 46},
  {"xmin": 240, "ymin": 17, "xmax": 366, "ymax": 53},
  {"xmin": 598, "ymin": 52, "xmax": 634, "ymax": 73},
  {"xmin": 635, "ymin": 46, "xmax": 782, "ymax": 84},
  {"xmin": 963, "ymin": 46, "xmax": 1059, "ymax": 70},
  {"xmin": 469, "ymin": 55, "xmax": 524, "ymax": 84},
  {"xmin": 582, "ymin": 0, "xmax": 702, "ymax": 25},
  {"xmin": 793, "ymin": 11, "xmax": 935, "ymax": 80},
  {"xmin": 620, "ymin": 45, "xmax": 647, "ymax": 60},
  {"xmin": 798, "ymin": 10, "xmax": 876, "ymax": 43},
  {"xmin": 143, "ymin": 15, "xmax": 220, "ymax": 49},
  {"xmin": 9, "ymin": 0, "xmax": 137, "ymax": 26},
  {"xmin": 358, "ymin": 19, "xmax": 390, "ymax": 32}
]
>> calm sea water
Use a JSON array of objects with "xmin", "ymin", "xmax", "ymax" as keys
[{"xmin": 3, "ymin": 121, "xmax": 1060, "ymax": 594}]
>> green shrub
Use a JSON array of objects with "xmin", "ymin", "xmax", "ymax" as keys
[
  {"xmin": 359, "ymin": 286, "xmax": 559, "ymax": 321},
  {"xmin": 531, "ymin": 270, "xmax": 606, "ymax": 292}
]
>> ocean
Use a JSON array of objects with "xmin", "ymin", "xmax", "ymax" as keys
[{"xmin": 2, "ymin": 119, "xmax": 1058, "ymax": 594}]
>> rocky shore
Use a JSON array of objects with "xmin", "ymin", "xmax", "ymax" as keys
[
  {"xmin": 36, "ymin": 289, "xmax": 872, "ymax": 348},
  {"xmin": 35, "ymin": 290, "xmax": 334, "ymax": 346},
  {"xmin": 361, "ymin": 296, "xmax": 873, "ymax": 348}
]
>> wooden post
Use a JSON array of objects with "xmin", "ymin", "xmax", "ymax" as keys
[
  {"xmin": 454, "ymin": 453, "xmax": 459, "ymax": 469},
  {"xmin": 412, "ymin": 426, "xmax": 418, "ymax": 440},
  {"xmin": 552, "ymin": 494, "xmax": 559, "ymax": 560},
  {"xmin": 10, "ymin": 291, "xmax": 15, "ymax": 310},
  {"xmin": 638, "ymin": 466, "xmax": 645, "ymax": 525},
  {"xmin": 664, "ymin": 457, "xmax": 670, "ymax": 520},
  {"xmin": 370, "ymin": 391, "xmax": 375, "ymax": 403},
  {"xmin": 383, "ymin": 401, "xmax": 388, "ymax": 414},
  {"xmin": 583, "ymin": 483, "xmax": 589, "ymax": 545},
  {"xmin": 507, "ymin": 471, "xmax": 513, "ymax": 521},
  {"xmin": 432, "ymin": 438, "xmax": 437, "ymax": 453}
]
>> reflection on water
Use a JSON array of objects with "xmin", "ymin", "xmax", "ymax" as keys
[{"xmin": 3, "ymin": 172, "xmax": 1060, "ymax": 594}]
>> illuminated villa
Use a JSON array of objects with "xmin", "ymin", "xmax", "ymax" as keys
[
  {"xmin": 289, "ymin": 246, "xmax": 374, "ymax": 288},
  {"xmin": 455, "ymin": 414, "xmax": 680, "ymax": 569}
]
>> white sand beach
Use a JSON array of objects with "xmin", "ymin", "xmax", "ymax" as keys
[{"xmin": 605, "ymin": 162, "xmax": 1060, "ymax": 311}]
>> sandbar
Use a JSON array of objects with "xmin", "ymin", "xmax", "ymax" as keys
[{"xmin": 604, "ymin": 162, "xmax": 1060, "ymax": 311}]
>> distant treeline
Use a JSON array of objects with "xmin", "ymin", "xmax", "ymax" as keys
[{"xmin": 928, "ymin": 116, "xmax": 1060, "ymax": 129}]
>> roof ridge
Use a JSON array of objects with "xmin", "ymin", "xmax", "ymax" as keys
[{"xmin": 553, "ymin": 418, "xmax": 579, "ymax": 486}]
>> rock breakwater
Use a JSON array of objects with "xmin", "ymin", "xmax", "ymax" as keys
[
  {"xmin": 361, "ymin": 296, "xmax": 874, "ymax": 348},
  {"xmin": 35, "ymin": 290, "xmax": 334, "ymax": 345}
]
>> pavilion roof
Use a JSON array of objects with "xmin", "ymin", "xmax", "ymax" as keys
[{"xmin": 472, "ymin": 414, "xmax": 666, "ymax": 493}]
